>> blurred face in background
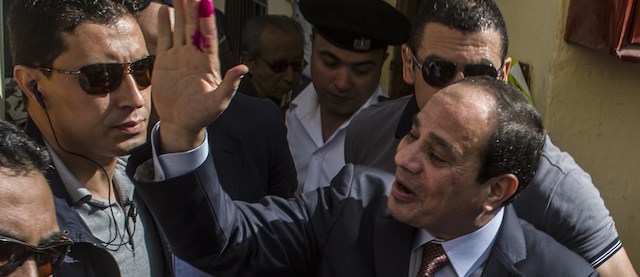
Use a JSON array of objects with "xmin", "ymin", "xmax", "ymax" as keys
[{"xmin": 244, "ymin": 25, "xmax": 305, "ymax": 100}]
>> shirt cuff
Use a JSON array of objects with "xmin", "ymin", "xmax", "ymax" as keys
[{"xmin": 150, "ymin": 122, "xmax": 209, "ymax": 181}]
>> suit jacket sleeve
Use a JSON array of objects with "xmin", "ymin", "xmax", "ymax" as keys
[{"xmin": 127, "ymin": 145, "xmax": 384, "ymax": 276}]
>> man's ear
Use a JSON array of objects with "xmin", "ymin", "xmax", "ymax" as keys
[
  {"xmin": 500, "ymin": 56, "xmax": 512, "ymax": 82},
  {"xmin": 483, "ymin": 173, "xmax": 518, "ymax": 212},
  {"xmin": 13, "ymin": 65, "xmax": 42, "ymax": 108},
  {"xmin": 401, "ymin": 44, "xmax": 415, "ymax": 85}
]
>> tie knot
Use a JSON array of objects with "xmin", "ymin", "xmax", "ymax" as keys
[{"xmin": 417, "ymin": 242, "xmax": 449, "ymax": 277}]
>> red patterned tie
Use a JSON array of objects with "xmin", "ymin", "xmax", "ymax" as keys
[{"xmin": 417, "ymin": 242, "xmax": 449, "ymax": 277}]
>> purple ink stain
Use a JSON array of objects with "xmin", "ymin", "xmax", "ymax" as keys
[{"xmin": 191, "ymin": 0, "xmax": 214, "ymax": 52}]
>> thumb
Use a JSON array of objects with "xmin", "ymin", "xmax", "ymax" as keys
[{"xmin": 219, "ymin": 64, "xmax": 249, "ymax": 96}]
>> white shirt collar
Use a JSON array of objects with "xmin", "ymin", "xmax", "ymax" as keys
[
  {"xmin": 45, "ymin": 141, "xmax": 133, "ymax": 206},
  {"xmin": 289, "ymin": 82, "xmax": 384, "ymax": 130},
  {"xmin": 412, "ymin": 208, "xmax": 505, "ymax": 277}
]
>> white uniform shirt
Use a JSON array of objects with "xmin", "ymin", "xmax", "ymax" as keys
[{"xmin": 285, "ymin": 83, "xmax": 383, "ymax": 193}]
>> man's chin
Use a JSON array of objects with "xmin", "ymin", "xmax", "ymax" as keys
[
  {"xmin": 387, "ymin": 196, "xmax": 410, "ymax": 222},
  {"xmin": 118, "ymin": 136, "xmax": 147, "ymax": 155}
]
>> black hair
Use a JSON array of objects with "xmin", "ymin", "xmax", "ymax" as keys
[
  {"xmin": 409, "ymin": 0, "xmax": 509, "ymax": 64},
  {"xmin": 457, "ymin": 76, "xmax": 545, "ymax": 204},
  {"xmin": 0, "ymin": 120, "xmax": 50, "ymax": 176},
  {"xmin": 8, "ymin": 0, "xmax": 131, "ymax": 68}
]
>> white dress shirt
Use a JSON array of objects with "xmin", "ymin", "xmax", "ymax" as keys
[
  {"xmin": 408, "ymin": 208, "xmax": 504, "ymax": 277},
  {"xmin": 285, "ymin": 83, "xmax": 383, "ymax": 194}
]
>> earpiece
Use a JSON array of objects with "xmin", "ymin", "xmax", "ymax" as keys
[{"xmin": 33, "ymin": 85, "xmax": 46, "ymax": 109}]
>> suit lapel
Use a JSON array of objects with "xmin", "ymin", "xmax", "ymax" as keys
[
  {"xmin": 482, "ymin": 206, "xmax": 526, "ymax": 276},
  {"xmin": 374, "ymin": 216, "xmax": 414, "ymax": 277}
]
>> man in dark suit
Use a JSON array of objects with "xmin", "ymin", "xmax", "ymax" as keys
[
  {"xmin": 208, "ymin": 93, "xmax": 297, "ymax": 201},
  {"xmin": 343, "ymin": 1, "xmax": 636, "ymax": 275},
  {"xmin": 126, "ymin": 8, "xmax": 597, "ymax": 269}
]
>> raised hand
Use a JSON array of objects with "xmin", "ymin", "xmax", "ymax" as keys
[{"xmin": 151, "ymin": 0, "xmax": 248, "ymax": 153}]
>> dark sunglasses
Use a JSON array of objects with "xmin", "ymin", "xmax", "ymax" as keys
[
  {"xmin": 123, "ymin": 0, "xmax": 173, "ymax": 12},
  {"xmin": 0, "ymin": 234, "xmax": 72, "ymax": 276},
  {"xmin": 412, "ymin": 54, "xmax": 501, "ymax": 88},
  {"xmin": 258, "ymin": 57, "xmax": 306, "ymax": 73},
  {"xmin": 32, "ymin": 56, "xmax": 155, "ymax": 95}
]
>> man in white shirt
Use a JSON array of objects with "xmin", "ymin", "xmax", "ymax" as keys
[{"xmin": 286, "ymin": 0, "xmax": 411, "ymax": 193}]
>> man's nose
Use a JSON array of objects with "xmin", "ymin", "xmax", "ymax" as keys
[
  {"xmin": 11, "ymin": 257, "xmax": 41, "ymax": 277},
  {"xmin": 115, "ymin": 74, "xmax": 147, "ymax": 109},
  {"xmin": 333, "ymin": 68, "xmax": 353, "ymax": 91}
]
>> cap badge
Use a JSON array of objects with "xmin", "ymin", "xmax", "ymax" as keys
[{"xmin": 353, "ymin": 37, "xmax": 371, "ymax": 51}]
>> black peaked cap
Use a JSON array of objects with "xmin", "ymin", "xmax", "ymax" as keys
[{"xmin": 300, "ymin": 0, "xmax": 411, "ymax": 52}]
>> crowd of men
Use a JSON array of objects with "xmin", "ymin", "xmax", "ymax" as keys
[{"xmin": 0, "ymin": 0, "xmax": 637, "ymax": 276}]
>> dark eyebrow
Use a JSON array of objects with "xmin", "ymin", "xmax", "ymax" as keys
[
  {"xmin": 0, "ymin": 229, "xmax": 64, "ymax": 247},
  {"xmin": 428, "ymin": 133, "xmax": 456, "ymax": 158},
  {"xmin": 423, "ymin": 54, "xmax": 497, "ymax": 66},
  {"xmin": 412, "ymin": 115, "xmax": 457, "ymax": 158},
  {"xmin": 319, "ymin": 50, "xmax": 377, "ymax": 67},
  {"xmin": 38, "ymin": 231, "xmax": 67, "ymax": 246},
  {"xmin": 0, "ymin": 229, "xmax": 27, "ymax": 242},
  {"xmin": 319, "ymin": 50, "xmax": 340, "ymax": 62}
]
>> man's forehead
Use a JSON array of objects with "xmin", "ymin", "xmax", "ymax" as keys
[
  {"xmin": 56, "ymin": 17, "xmax": 148, "ymax": 65},
  {"xmin": 422, "ymin": 83, "xmax": 495, "ymax": 121},
  {"xmin": 418, "ymin": 22, "xmax": 502, "ymax": 65},
  {"xmin": 0, "ymin": 194, "xmax": 58, "ymax": 244}
]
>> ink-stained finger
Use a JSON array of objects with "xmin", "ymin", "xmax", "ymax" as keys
[{"xmin": 198, "ymin": 0, "xmax": 218, "ymax": 56}]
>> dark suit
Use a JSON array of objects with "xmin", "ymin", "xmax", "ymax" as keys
[
  {"xmin": 208, "ymin": 93, "xmax": 297, "ymax": 201},
  {"xmin": 127, "ymin": 149, "xmax": 596, "ymax": 277}
]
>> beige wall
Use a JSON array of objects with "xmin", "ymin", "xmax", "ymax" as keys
[{"xmin": 496, "ymin": 0, "xmax": 640, "ymax": 268}]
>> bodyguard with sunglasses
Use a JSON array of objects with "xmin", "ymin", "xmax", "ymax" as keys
[
  {"xmin": 8, "ymin": 0, "xmax": 173, "ymax": 276},
  {"xmin": 344, "ymin": 0, "xmax": 637, "ymax": 275},
  {"xmin": 0, "ymin": 120, "xmax": 72, "ymax": 277}
]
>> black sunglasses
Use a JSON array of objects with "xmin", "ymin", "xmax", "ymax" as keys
[
  {"xmin": 412, "ymin": 54, "xmax": 501, "ymax": 88},
  {"xmin": 32, "ymin": 56, "xmax": 155, "ymax": 95},
  {"xmin": 123, "ymin": 0, "xmax": 173, "ymax": 12},
  {"xmin": 258, "ymin": 57, "xmax": 306, "ymax": 73},
  {"xmin": 0, "ymin": 234, "xmax": 72, "ymax": 276}
]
